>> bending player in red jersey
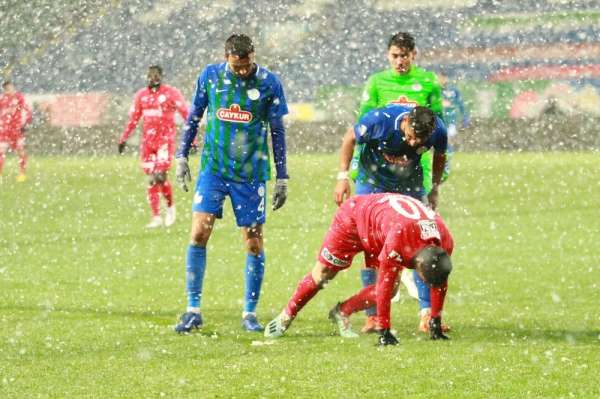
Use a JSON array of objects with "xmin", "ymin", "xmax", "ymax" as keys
[
  {"xmin": 118, "ymin": 65, "xmax": 188, "ymax": 228},
  {"xmin": 265, "ymin": 193, "xmax": 453, "ymax": 345},
  {"xmin": 0, "ymin": 80, "xmax": 32, "ymax": 182}
]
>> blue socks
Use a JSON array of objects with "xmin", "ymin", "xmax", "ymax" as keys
[
  {"xmin": 360, "ymin": 268, "xmax": 377, "ymax": 316},
  {"xmin": 244, "ymin": 251, "xmax": 265, "ymax": 313},
  {"xmin": 414, "ymin": 269, "xmax": 431, "ymax": 309},
  {"xmin": 186, "ymin": 244, "xmax": 207, "ymax": 310}
]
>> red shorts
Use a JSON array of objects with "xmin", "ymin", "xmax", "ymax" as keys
[
  {"xmin": 317, "ymin": 201, "xmax": 378, "ymax": 271},
  {"xmin": 0, "ymin": 132, "xmax": 25, "ymax": 152},
  {"xmin": 140, "ymin": 139, "xmax": 174, "ymax": 174}
]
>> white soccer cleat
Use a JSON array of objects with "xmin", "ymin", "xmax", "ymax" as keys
[
  {"xmin": 401, "ymin": 268, "xmax": 420, "ymax": 300},
  {"xmin": 264, "ymin": 312, "xmax": 291, "ymax": 338},
  {"xmin": 146, "ymin": 216, "xmax": 162, "ymax": 228},
  {"xmin": 165, "ymin": 205, "xmax": 176, "ymax": 227},
  {"xmin": 328, "ymin": 303, "xmax": 359, "ymax": 338}
]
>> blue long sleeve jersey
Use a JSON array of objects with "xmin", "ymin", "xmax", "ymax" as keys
[
  {"xmin": 354, "ymin": 104, "xmax": 447, "ymax": 192},
  {"xmin": 177, "ymin": 62, "xmax": 289, "ymax": 182}
]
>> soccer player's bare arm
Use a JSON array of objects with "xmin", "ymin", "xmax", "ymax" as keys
[{"xmin": 333, "ymin": 127, "xmax": 355, "ymax": 206}]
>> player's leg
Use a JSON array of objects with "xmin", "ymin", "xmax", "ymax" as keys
[
  {"xmin": 140, "ymin": 144, "xmax": 163, "ymax": 227},
  {"xmin": 265, "ymin": 260, "xmax": 340, "ymax": 338},
  {"xmin": 15, "ymin": 136, "xmax": 27, "ymax": 182},
  {"xmin": 145, "ymin": 173, "xmax": 162, "ymax": 227},
  {"xmin": 175, "ymin": 172, "xmax": 226, "ymax": 333},
  {"xmin": 155, "ymin": 142, "xmax": 176, "ymax": 226},
  {"xmin": 231, "ymin": 180, "xmax": 267, "ymax": 332},
  {"xmin": 354, "ymin": 181, "xmax": 384, "ymax": 332},
  {"xmin": 265, "ymin": 203, "xmax": 360, "ymax": 338}
]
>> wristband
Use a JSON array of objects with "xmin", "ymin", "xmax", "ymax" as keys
[{"xmin": 336, "ymin": 171, "xmax": 349, "ymax": 181}]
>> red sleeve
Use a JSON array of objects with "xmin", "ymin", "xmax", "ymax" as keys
[
  {"xmin": 375, "ymin": 260, "xmax": 401, "ymax": 330},
  {"xmin": 430, "ymin": 280, "xmax": 448, "ymax": 318},
  {"xmin": 120, "ymin": 91, "xmax": 142, "ymax": 143}
]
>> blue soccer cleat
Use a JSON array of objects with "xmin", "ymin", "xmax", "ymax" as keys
[
  {"xmin": 174, "ymin": 312, "xmax": 203, "ymax": 333},
  {"xmin": 241, "ymin": 313, "xmax": 264, "ymax": 332}
]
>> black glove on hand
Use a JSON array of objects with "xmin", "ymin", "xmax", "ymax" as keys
[
  {"xmin": 118, "ymin": 142, "xmax": 126, "ymax": 154},
  {"xmin": 378, "ymin": 328, "xmax": 399, "ymax": 346},
  {"xmin": 175, "ymin": 157, "xmax": 191, "ymax": 192},
  {"xmin": 272, "ymin": 178, "xmax": 288, "ymax": 211},
  {"xmin": 429, "ymin": 316, "xmax": 449, "ymax": 340}
]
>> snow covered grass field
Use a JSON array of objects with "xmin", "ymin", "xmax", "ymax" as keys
[{"xmin": 1, "ymin": 152, "xmax": 599, "ymax": 398}]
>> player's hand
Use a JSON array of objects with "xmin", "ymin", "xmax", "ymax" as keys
[
  {"xmin": 272, "ymin": 178, "xmax": 288, "ymax": 211},
  {"xmin": 333, "ymin": 177, "xmax": 351, "ymax": 206},
  {"xmin": 189, "ymin": 143, "xmax": 198, "ymax": 155},
  {"xmin": 118, "ymin": 142, "xmax": 126, "ymax": 154},
  {"xmin": 176, "ymin": 157, "xmax": 191, "ymax": 192},
  {"xmin": 378, "ymin": 329, "xmax": 399, "ymax": 346},
  {"xmin": 429, "ymin": 316, "xmax": 449, "ymax": 340},
  {"xmin": 427, "ymin": 185, "xmax": 439, "ymax": 210}
]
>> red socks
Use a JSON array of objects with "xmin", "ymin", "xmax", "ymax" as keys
[
  {"xmin": 285, "ymin": 273, "xmax": 321, "ymax": 318},
  {"xmin": 161, "ymin": 180, "xmax": 173, "ymax": 207},
  {"xmin": 147, "ymin": 184, "xmax": 161, "ymax": 217},
  {"xmin": 340, "ymin": 284, "xmax": 377, "ymax": 316}
]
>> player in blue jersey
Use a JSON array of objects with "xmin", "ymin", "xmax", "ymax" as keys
[
  {"xmin": 173, "ymin": 34, "xmax": 289, "ymax": 333},
  {"xmin": 334, "ymin": 105, "xmax": 450, "ymax": 333},
  {"xmin": 438, "ymin": 73, "xmax": 469, "ymax": 180},
  {"xmin": 334, "ymin": 105, "xmax": 447, "ymax": 206}
]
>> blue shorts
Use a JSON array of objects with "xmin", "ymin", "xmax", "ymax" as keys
[
  {"xmin": 192, "ymin": 171, "xmax": 266, "ymax": 227},
  {"xmin": 355, "ymin": 181, "xmax": 424, "ymax": 201}
]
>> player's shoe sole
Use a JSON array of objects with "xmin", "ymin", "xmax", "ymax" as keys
[
  {"xmin": 328, "ymin": 303, "xmax": 358, "ymax": 338},
  {"xmin": 16, "ymin": 174, "xmax": 27, "ymax": 183}
]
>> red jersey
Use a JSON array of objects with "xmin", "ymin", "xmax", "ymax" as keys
[
  {"xmin": 0, "ymin": 91, "xmax": 32, "ymax": 135},
  {"xmin": 319, "ymin": 193, "xmax": 454, "ymax": 329},
  {"xmin": 119, "ymin": 84, "xmax": 188, "ymax": 145}
]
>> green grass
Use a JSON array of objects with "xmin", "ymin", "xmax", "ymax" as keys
[{"xmin": 1, "ymin": 152, "xmax": 599, "ymax": 398}]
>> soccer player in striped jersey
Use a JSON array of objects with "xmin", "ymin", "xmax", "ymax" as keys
[
  {"xmin": 118, "ymin": 65, "xmax": 188, "ymax": 228},
  {"xmin": 174, "ymin": 34, "xmax": 289, "ymax": 333}
]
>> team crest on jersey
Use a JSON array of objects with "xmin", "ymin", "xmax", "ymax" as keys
[
  {"xmin": 216, "ymin": 104, "xmax": 253, "ymax": 123},
  {"xmin": 417, "ymin": 220, "xmax": 441, "ymax": 241},
  {"xmin": 389, "ymin": 96, "xmax": 417, "ymax": 107}
]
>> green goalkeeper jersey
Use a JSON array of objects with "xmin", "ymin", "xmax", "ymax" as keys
[
  {"xmin": 358, "ymin": 66, "xmax": 442, "ymax": 118},
  {"xmin": 351, "ymin": 66, "xmax": 443, "ymax": 193}
]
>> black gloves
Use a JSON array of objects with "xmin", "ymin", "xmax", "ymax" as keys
[{"xmin": 118, "ymin": 142, "xmax": 126, "ymax": 154}]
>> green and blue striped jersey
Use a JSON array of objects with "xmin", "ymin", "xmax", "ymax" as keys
[{"xmin": 178, "ymin": 62, "xmax": 288, "ymax": 182}]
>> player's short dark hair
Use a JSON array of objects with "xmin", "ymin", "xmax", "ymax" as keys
[
  {"xmin": 412, "ymin": 246, "xmax": 452, "ymax": 287},
  {"xmin": 2, "ymin": 80, "xmax": 12, "ymax": 88},
  {"xmin": 148, "ymin": 65, "xmax": 163, "ymax": 75},
  {"xmin": 409, "ymin": 106, "xmax": 436, "ymax": 140},
  {"xmin": 225, "ymin": 34, "xmax": 255, "ymax": 58},
  {"xmin": 388, "ymin": 32, "xmax": 416, "ymax": 51}
]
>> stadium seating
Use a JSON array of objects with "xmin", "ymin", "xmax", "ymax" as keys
[{"xmin": 1, "ymin": 0, "xmax": 598, "ymax": 101}]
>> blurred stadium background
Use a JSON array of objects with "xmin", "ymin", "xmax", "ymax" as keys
[{"xmin": 1, "ymin": 0, "xmax": 599, "ymax": 154}]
